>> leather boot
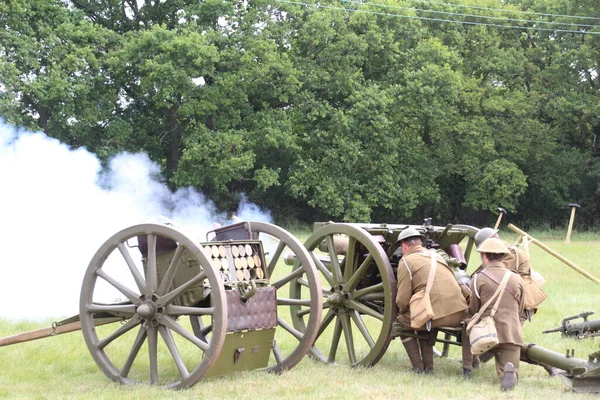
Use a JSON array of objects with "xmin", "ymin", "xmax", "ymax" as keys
[
  {"xmin": 501, "ymin": 362, "xmax": 517, "ymax": 391},
  {"xmin": 418, "ymin": 337, "xmax": 434, "ymax": 373},
  {"xmin": 401, "ymin": 336, "xmax": 423, "ymax": 372}
]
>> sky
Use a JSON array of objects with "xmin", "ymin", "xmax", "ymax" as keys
[{"xmin": 0, "ymin": 120, "xmax": 272, "ymax": 321}]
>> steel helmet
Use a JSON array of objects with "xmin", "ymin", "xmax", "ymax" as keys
[
  {"xmin": 476, "ymin": 237, "xmax": 509, "ymax": 254},
  {"xmin": 396, "ymin": 227, "xmax": 424, "ymax": 243},
  {"xmin": 474, "ymin": 227, "xmax": 499, "ymax": 247}
]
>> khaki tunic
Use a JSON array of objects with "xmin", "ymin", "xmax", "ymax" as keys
[
  {"xmin": 396, "ymin": 244, "xmax": 468, "ymax": 323},
  {"xmin": 469, "ymin": 262, "xmax": 524, "ymax": 345}
]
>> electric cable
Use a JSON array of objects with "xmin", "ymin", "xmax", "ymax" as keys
[
  {"xmin": 272, "ymin": 0, "xmax": 600, "ymax": 35},
  {"xmin": 338, "ymin": 0, "xmax": 600, "ymax": 29}
]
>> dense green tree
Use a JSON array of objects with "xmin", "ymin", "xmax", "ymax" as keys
[{"xmin": 1, "ymin": 0, "xmax": 599, "ymax": 227}]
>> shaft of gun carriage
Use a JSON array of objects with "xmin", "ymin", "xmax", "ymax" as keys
[{"xmin": 521, "ymin": 343, "xmax": 600, "ymax": 393}]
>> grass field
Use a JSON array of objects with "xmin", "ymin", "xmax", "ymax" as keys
[{"xmin": 1, "ymin": 228, "xmax": 599, "ymax": 399}]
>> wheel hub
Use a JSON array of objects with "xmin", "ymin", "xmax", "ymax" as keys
[
  {"xmin": 136, "ymin": 302, "xmax": 156, "ymax": 319},
  {"xmin": 327, "ymin": 292, "xmax": 344, "ymax": 306}
]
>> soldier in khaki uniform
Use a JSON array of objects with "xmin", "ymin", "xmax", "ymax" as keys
[
  {"xmin": 396, "ymin": 228, "xmax": 468, "ymax": 374},
  {"xmin": 470, "ymin": 238, "xmax": 524, "ymax": 391},
  {"xmin": 475, "ymin": 228, "xmax": 531, "ymax": 271},
  {"xmin": 474, "ymin": 228, "xmax": 558, "ymax": 376}
]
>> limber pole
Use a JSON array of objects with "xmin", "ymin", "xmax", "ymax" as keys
[{"xmin": 508, "ymin": 223, "xmax": 600, "ymax": 285}]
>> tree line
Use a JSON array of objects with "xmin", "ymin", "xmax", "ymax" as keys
[{"xmin": 1, "ymin": 0, "xmax": 599, "ymax": 229}]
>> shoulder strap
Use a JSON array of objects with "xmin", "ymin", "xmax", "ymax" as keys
[
  {"xmin": 481, "ymin": 269, "xmax": 519, "ymax": 301},
  {"xmin": 424, "ymin": 251, "xmax": 437, "ymax": 296},
  {"xmin": 489, "ymin": 271, "xmax": 511, "ymax": 317},
  {"xmin": 467, "ymin": 271, "xmax": 511, "ymax": 331}
]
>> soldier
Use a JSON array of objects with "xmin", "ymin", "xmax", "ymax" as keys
[
  {"xmin": 396, "ymin": 228, "xmax": 469, "ymax": 375},
  {"xmin": 470, "ymin": 237, "xmax": 524, "ymax": 391},
  {"xmin": 474, "ymin": 228, "xmax": 532, "ymax": 295},
  {"xmin": 474, "ymin": 228, "xmax": 558, "ymax": 376}
]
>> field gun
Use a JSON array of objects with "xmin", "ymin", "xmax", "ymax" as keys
[
  {"xmin": 0, "ymin": 221, "xmax": 323, "ymax": 389},
  {"xmin": 287, "ymin": 221, "xmax": 600, "ymax": 393},
  {"xmin": 285, "ymin": 220, "xmax": 478, "ymax": 366},
  {"xmin": 543, "ymin": 311, "xmax": 600, "ymax": 339}
]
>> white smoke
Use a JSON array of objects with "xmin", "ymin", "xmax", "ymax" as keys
[{"xmin": 0, "ymin": 120, "xmax": 272, "ymax": 321}]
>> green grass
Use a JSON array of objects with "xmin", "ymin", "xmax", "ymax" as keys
[{"xmin": 1, "ymin": 232, "xmax": 599, "ymax": 399}]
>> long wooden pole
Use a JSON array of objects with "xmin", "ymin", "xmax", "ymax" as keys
[
  {"xmin": 565, "ymin": 207, "xmax": 577, "ymax": 244},
  {"xmin": 0, "ymin": 317, "xmax": 121, "ymax": 347},
  {"xmin": 508, "ymin": 223, "xmax": 600, "ymax": 285}
]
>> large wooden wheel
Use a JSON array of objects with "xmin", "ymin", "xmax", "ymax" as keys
[
  {"xmin": 246, "ymin": 221, "xmax": 323, "ymax": 373},
  {"xmin": 302, "ymin": 223, "xmax": 397, "ymax": 367},
  {"xmin": 79, "ymin": 223, "xmax": 227, "ymax": 389}
]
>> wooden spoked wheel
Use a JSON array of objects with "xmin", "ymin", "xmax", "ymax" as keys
[
  {"xmin": 303, "ymin": 223, "xmax": 397, "ymax": 367},
  {"xmin": 79, "ymin": 223, "xmax": 227, "ymax": 389},
  {"xmin": 245, "ymin": 221, "xmax": 323, "ymax": 374}
]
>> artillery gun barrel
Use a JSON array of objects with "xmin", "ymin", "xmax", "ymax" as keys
[
  {"xmin": 522, "ymin": 343, "xmax": 600, "ymax": 393},
  {"xmin": 522, "ymin": 343, "xmax": 592, "ymax": 375}
]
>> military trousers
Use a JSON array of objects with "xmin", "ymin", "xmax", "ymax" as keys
[{"xmin": 491, "ymin": 343, "xmax": 521, "ymax": 380}]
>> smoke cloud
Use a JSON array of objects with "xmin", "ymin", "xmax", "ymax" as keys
[{"xmin": 0, "ymin": 120, "xmax": 272, "ymax": 321}]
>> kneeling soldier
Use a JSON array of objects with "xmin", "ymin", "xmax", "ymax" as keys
[{"xmin": 470, "ymin": 238, "xmax": 524, "ymax": 391}]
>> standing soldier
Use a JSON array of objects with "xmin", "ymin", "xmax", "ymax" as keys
[
  {"xmin": 396, "ymin": 228, "xmax": 469, "ymax": 375},
  {"xmin": 470, "ymin": 237, "xmax": 524, "ymax": 391}
]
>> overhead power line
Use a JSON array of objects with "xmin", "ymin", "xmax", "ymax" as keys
[
  {"xmin": 338, "ymin": 0, "xmax": 600, "ymax": 29},
  {"xmin": 401, "ymin": 0, "xmax": 600, "ymax": 21},
  {"xmin": 272, "ymin": 0, "xmax": 600, "ymax": 35}
]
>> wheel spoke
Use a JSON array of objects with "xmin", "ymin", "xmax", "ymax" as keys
[
  {"xmin": 296, "ymin": 277, "xmax": 310, "ymax": 288},
  {"xmin": 312, "ymin": 256, "xmax": 334, "ymax": 287},
  {"xmin": 277, "ymin": 298, "xmax": 312, "ymax": 306},
  {"xmin": 349, "ymin": 309, "xmax": 375, "ymax": 348},
  {"xmin": 352, "ymin": 282, "xmax": 384, "ymax": 300},
  {"xmin": 159, "ymin": 325, "xmax": 189, "ymax": 379},
  {"xmin": 147, "ymin": 326, "xmax": 159, "ymax": 384},
  {"xmin": 160, "ymin": 315, "xmax": 209, "ymax": 352},
  {"xmin": 277, "ymin": 316, "xmax": 303, "ymax": 341},
  {"xmin": 266, "ymin": 241, "xmax": 286, "ymax": 277},
  {"xmin": 190, "ymin": 316, "xmax": 212, "ymax": 342},
  {"xmin": 272, "ymin": 267, "xmax": 304, "ymax": 290},
  {"xmin": 346, "ymin": 299, "xmax": 384, "ymax": 321},
  {"xmin": 97, "ymin": 316, "xmax": 141, "ymax": 350},
  {"xmin": 315, "ymin": 309, "xmax": 336, "ymax": 341},
  {"xmin": 328, "ymin": 317, "xmax": 342, "ymax": 363},
  {"xmin": 117, "ymin": 243, "xmax": 147, "ymax": 294},
  {"xmin": 343, "ymin": 254, "xmax": 373, "ymax": 292},
  {"xmin": 272, "ymin": 342, "xmax": 283, "ymax": 364},
  {"xmin": 121, "ymin": 326, "xmax": 147, "ymax": 378},
  {"xmin": 96, "ymin": 269, "xmax": 140, "ymax": 304},
  {"xmin": 87, "ymin": 303, "xmax": 137, "ymax": 317},
  {"xmin": 157, "ymin": 245, "xmax": 185, "ymax": 295},
  {"xmin": 146, "ymin": 234, "xmax": 158, "ymax": 294},
  {"xmin": 159, "ymin": 271, "xmax": 207, "ymax": 306},
  {"xmin": 360, "ymin": 292, "xmax": 385, "ymax": 301},
  {"xmin": 326, "ymin": 235, "xmax": 343, "ymax": 285},
  {"xmin": 340, "ymin": 313, "xmax": 356, "ymax": 364},
  {"xmin": 165, "ymin": 305, "xmax": 214, "ymax": 316},
  {"xmin": 343, "ymin": 237, "xmax": 357, "ymax": 282}
]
